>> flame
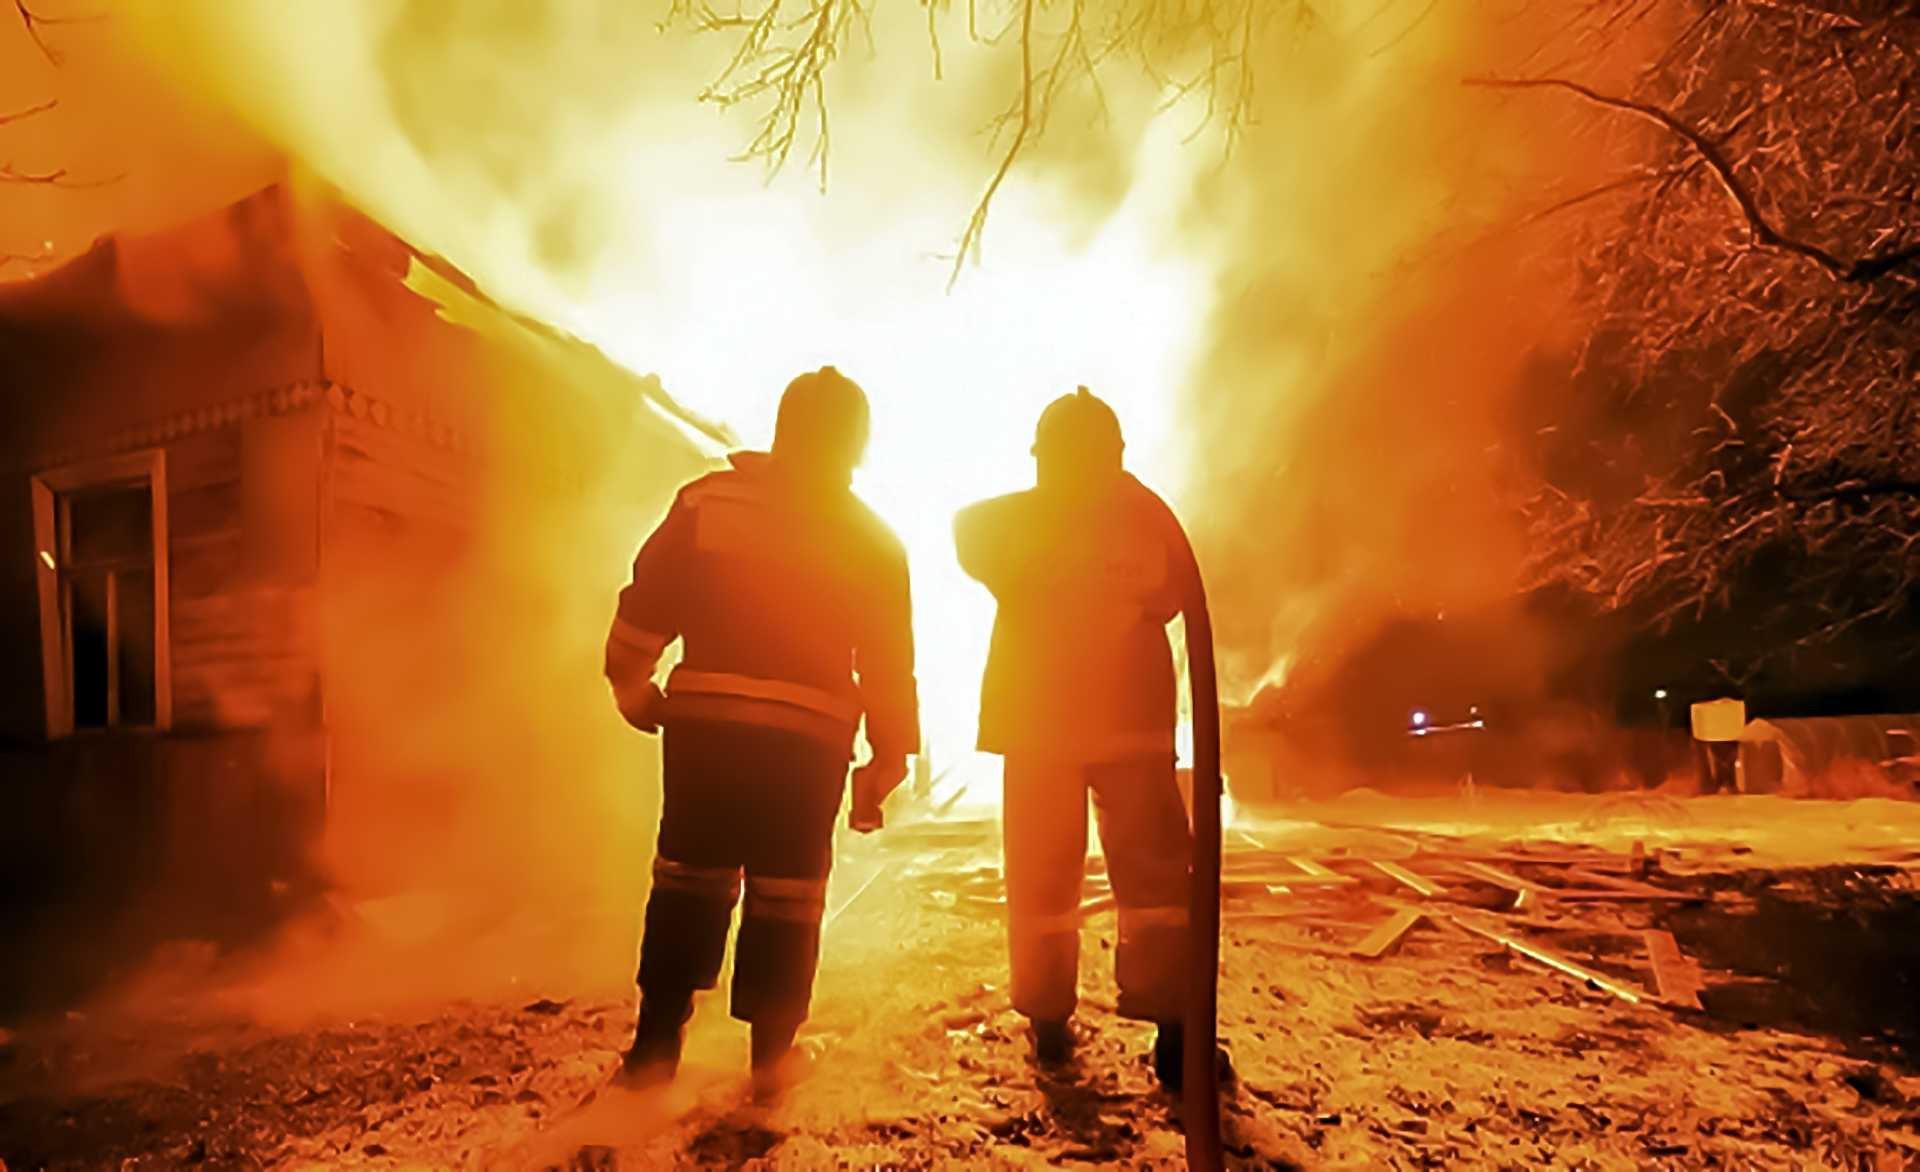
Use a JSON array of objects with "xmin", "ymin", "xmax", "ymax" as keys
[
  {"xmin": 122, "ymin": 2, "xmax": 1219, "ymax": 783},
  {"xmin": 593, "ymin": 124, "xmax": 1215, "ymax": 770},
  {"xmin": 97, "ymin": 3, "xmax": 1647, "ymax": 990}
]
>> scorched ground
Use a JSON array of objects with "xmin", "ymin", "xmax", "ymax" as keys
[{"xmin": 4, "ymin": 791, "xmax": 1920, "ymax": 1170}]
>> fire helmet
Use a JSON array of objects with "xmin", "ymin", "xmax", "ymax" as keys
[
  {"xmin": 773, "ymin": 365, "xmax": 870, "ymax": 472},
  {"xmin": 1033, "ymin": 385, "xmax": 1124, "ymax": 463}
]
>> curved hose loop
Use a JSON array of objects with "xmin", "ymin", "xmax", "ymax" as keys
[{"xmin": 1182, "ymin": 573, "xmax": 1225, "ymax": 1171}]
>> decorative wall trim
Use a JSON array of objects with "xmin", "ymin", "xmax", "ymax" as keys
[{"xmin": 34, "ymin": 380, "xmax": 472, "ymax": 469}]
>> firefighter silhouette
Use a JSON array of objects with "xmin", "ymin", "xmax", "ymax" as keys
[
  {"xmin": 956, "ymin": 386, "xmax": 1205, "ymax": 1087},
  {"xmin": 605, "ymin": 366, "xmax": 918, "ymax": 1100}
]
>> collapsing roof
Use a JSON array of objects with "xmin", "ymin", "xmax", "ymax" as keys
[{"xmin": 0, "ymin": 182, "xmax": 727, "ymax": 468}]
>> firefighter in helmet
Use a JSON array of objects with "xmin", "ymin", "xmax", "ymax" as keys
[
  {"xmin": 955, "ymin": 386, "xmax": 1208, "ymax": 1088},
  {"xmin": 605, "ymin": 366, "xmax": 919, "ymax": 1099}
]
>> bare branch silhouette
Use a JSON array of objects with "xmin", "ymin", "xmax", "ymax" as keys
[
  {"xmin": 0, "ymin": 97, "xmax": 56, "ymax": 127},
  {"xmin": 13, "ymin": 0, "xmax": 98, "ymax": 65},
  {"xmin": 949, "ymin": 0, "xmax": 1035, "ymax": 290},
  {"xmin": 670, "ymin": 0, "xmax": 1271, "ymax": 285},
  {"xmin": 1514, "ymin": 2, "xmax": 1920, "ymax": 661},
  {"xmin": 1469, "ymin": 75, "xmax": 1919, "ymax": 283}
]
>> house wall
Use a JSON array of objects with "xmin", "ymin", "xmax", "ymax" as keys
[
  {"xmin": 0, "ymin": 191, "xmax": 324, "ymax": 742},
  {"xmin": 0, "ymin": 392, "xmax": 334, "ymax": 1016},
  {"xmin": 0, "ymin": 184, "xmax": 714, "ymax": 1010},
  {"xmin": 0, "ymin": 197, "xmax": 334, "ymax": 1011},
  {"xmin": 166, "ymin": 401, "xmax": 327, "ymax": 732}
]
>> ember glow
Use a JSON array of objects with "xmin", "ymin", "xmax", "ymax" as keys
[
  {"xmin": 586, "ymin": 130, "xmax": 1215, "ymax": 779},
  {"xmin": 125, "ymin": 2, "xmax": 1220, "ymax": 796},
  {"xmin": 8, "ymin": 3, "xmax": 1920, "ymax": 1168},
  {"xmin": 106, "ymin": 0, "xmax": 1634, "ymax": 903}
]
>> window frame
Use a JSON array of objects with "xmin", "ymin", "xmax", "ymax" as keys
[{"xmin": 30, "ymin": 449, "xmax": 172, "ymax": 738}]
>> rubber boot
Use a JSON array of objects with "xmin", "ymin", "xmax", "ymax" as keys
[
  {"xmin": 750, "ymin": 1018, "xmax": 805, "ymax": 1105},
  {"xmin": 1152, "ymin": 1022, "xmax": 1234, "ymax": 1092},
  {"xmin": 1030, "ymin": 1018, "xmax": 1074, "ymax": 1068},
  {"xmin": 618, "ymin": 993, "xmax": 692, "ymax": 1087}
]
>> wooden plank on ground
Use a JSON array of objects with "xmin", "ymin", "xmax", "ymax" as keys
[
  {"xmin": 1444, "ymin": 914, "xmax": 1647, "ymax": 1005},
  {"xmin": 1368, "ymin": 860, "xmax": 1446, "ymax": 897},
  {"xmin": 1352, "ymin": 909, "xmax": 1425, "ymax": 959},
  {"xmin": 1642, "ymin": 929, "xmax": 1706, "ymax": 1010},
  {"xmin": 1290, "ymin": 856, "xmax": 1338, "ymax": 879},
  {"xmin": 1565, "ymin": 867, "xmax": 1699, "ymax": 901},
  {"xmin": 1541, "ymin": 888, "xmax": 1704, "ymax": 903},
  {"xmin": 1450, "ymin": 860, "xmax": 1543, "ymax": 893},
  {"xmin": 1220, "ymin": 874, "xmax": 1355, "ymax": 889},
  {"xmin": 1446, "ymin": 850, "xmax": 1632, "ymax": 871}
]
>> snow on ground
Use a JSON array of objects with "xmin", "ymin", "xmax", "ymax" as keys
[{"xmin": 4, "ymin": 794, "xmax": 1920, "ymax": 1169}]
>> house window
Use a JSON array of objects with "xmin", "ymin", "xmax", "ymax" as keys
[{"xmin": 31, "ymin": 450, "xmax": 171, "ymax": 736}]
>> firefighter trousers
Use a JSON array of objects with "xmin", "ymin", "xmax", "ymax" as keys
[
  {"xmin": 636, "ymin": 721, "xmax": 848, "ymax": 1028},
  {"xmin": 1001, "ymin": 753, "xmax": 1191, "ymax": 1024}
]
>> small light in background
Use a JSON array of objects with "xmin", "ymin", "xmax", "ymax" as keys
[
  {"xmin": 1411, "ymin": 710, "xmax": 1428, "ymax": 728},
  {"xmin": 38, "ymin": 550, "xmax": 55, "ymax": 570},
  {"xmin": 1654, "ymin": 688, "xmax": 1669, "ymax": 701}
]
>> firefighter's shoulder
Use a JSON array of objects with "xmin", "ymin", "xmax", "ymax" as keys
[
  {"xmin": 955, "ymin": 489, "xmax": 1037, "ymax": 536},
  {"xmin": 1120, "ymin": 475, "xmax": 1187, "ymax": 540},
  {"xmin": 677, "ymin": 465, "xmax": 757, "ymax": 510},
  {"xmin": 846, "ymin": 493, "xmax": 909, "ymax": 565}
]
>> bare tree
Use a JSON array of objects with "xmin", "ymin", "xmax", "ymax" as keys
[
  {"xmin": 1498, "ymin": 0, "xmax": 1920, "ymax": 676},
  {"xmin": 665, "ymin": 0, "xmax": 1278, "ymax": 286},
  {"xmin": 1, "ymin": 3, "xmax": 60, "ymax": 188},
  {"xmin": 1, "ymin": 0, "xmax": 114, "ymax": 220}
]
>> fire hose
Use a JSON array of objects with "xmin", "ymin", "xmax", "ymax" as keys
[{"xmin": 1182, "ymin": 569, "xmax": 1225, "ymax": 1171}]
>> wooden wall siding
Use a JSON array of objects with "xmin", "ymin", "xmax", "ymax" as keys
[
  {"xmin": 171, "ymin": 532, "xmax": 244, "ymax": 602},
  {"xmin": 328, "ymin": 411, "xmax": 473, "ymax": 533},
  {"xmin": 163, "ymin": 428, "xmax": 245, "ymax": 603},
  {"xmin": 164, "ymin": 428, "xmax": 244, "ymax": 495},
  {"xmin": 156, "ymin": 409, "xmax": 325, "ymax": 733},
  {"xmin": 170, "ymin": 480, "xmax": 244, "ymax": 544},
  {"xmin": 170, "ymin": 587, "xmax": 319, "ymax": 729},
  {"xmin": 17, "ymin": 379, "xmax": 471, "ymax": 738}
]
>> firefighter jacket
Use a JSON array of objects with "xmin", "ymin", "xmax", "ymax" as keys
[
  {"xmin": 606, "ymin": 451, "xmax": 920, "ymax": 761},
  {"xmin": 955, "ymin": 473, "xmax": 1201, "ymax": 763}
]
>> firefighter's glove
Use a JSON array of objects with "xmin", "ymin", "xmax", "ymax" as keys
[
  {"xmin": 849, "ymin": 754, "xmax": 908, "ymax": 834},
  {"xmin": 616, "ymin": 682, "xmax": 667, "ymax": 734}
]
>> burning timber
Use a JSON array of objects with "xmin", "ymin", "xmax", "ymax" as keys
[{"xmin": 3, "ymin": 792, "xmax": 1919, "ymax": 1169}]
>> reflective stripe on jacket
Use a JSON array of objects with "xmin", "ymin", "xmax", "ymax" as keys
[{"xmin": 606, "ymin": 451, "xmax": 920, "ymax": 759}]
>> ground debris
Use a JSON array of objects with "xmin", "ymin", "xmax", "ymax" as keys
[
  {"xmin": 6, "ymin": 801, "xmax": 1919, "ymax": 1168},
  {"xmin": 522, "ymin": 998, "xmax": 570, "ymax": 1016}
]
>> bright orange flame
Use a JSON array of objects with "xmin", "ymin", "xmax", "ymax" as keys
[
  {"xmin": 115, "ymin": 1, "xmax": 1632, "ymax": 838},
  {"xmin": 586, "ymin": 128, "xmax": 1214, "ymax": 784},
  {"xmin": 121, "ymin": 2, "xmax": 1220, "ymax": 795}
]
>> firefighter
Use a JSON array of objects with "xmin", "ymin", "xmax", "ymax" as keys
[
  {"xmin": 604, "ymin": 366, "xmax": 919, "ymax": 1100},
  {"xmin": 955, "ymin": 386, "xmax": 1215, "ymax": 1089}
]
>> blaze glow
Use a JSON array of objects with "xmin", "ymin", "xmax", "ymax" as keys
[
  {"xmin": 586, "ymin": 125, "xmax": 1214, "ymax": 775},
  {"xmin": 102, "ymin": 0, "xmax": 1634, "ymax": 943},
  {"xmin": 124, "ymin": 2, "xmax": 1216, "ymax": 789}
]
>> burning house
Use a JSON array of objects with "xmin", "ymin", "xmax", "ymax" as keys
[{"xmin": 0, "ymin": 184, "xmax": 714, "ymax": 1007}]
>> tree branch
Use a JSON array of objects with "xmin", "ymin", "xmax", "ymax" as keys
[
  {"xmin": 948, "ymin": 0, "xmax": 1035, "ymax": 291},
  {"xmin": 0, "ymin": 160, "xmax": 117, "ymax": 187},
  {"xmin": 1780, "ymin": 479, "xmax": 1920, "ymax": 506},
  {"xmin": 1467, "ymin": 74, "xmax": 1920, "ymax": 283},
  {"xmin": 0, "ymin": 97, "xmax": 56, "ymax": 127},
  {"xmin": 13, "ymin": 0, "xmax": 96, "ymax": 65}
]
